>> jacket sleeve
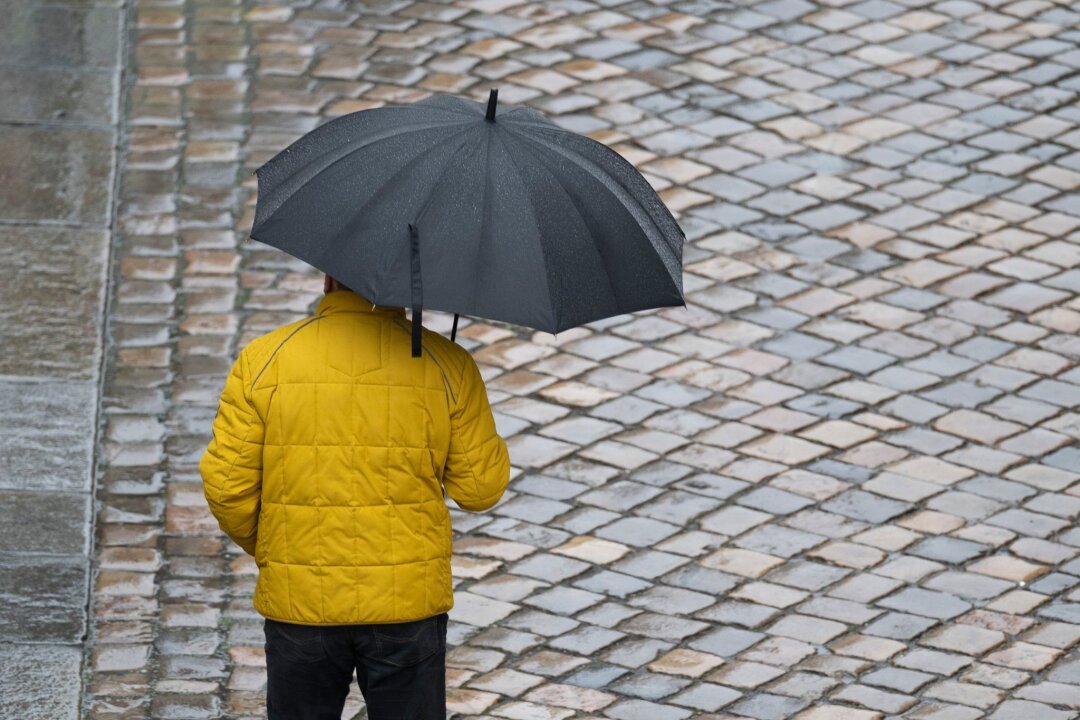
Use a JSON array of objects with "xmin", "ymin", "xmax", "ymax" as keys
[
  {"xmin": 200, "ymin": 351, "xmax": 264, "ymax": 555},
  {"xmin": 443, "ymin": 355, "xmax": 511, "ymax": 512}
]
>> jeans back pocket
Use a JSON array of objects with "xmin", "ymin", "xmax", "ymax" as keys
[
  {"xmin": 371, "ymin": 614, "xmax": 446, "ymax": 668},
  {"xmin": 265, "ymin": 619, "xmax": 327, "ymax": 664}
]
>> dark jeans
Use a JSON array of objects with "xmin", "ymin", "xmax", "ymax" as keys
[{"xmin": 264, "ymin": 613, "xmax": 448, "ymax": 720}]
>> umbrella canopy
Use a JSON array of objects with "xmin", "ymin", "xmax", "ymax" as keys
[{"xmin": 251, "ymin": 90, "xmax": 684, "ymax": 353}]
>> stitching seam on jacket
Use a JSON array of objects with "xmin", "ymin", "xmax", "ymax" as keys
[{"xmin": 250, "ymin": 315, "xmax": 327, "ymax": 392}]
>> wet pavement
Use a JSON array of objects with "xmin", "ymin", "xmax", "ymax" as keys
[
  {"xmin": 0, "ymin": 0, "xmax": 126, "ymax": 717},
  {"xmin": 63, "ymin": 0, "xmax": 1080, "ymax": 718}
]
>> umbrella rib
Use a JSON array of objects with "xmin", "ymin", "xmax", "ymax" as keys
[
  {"xmin": 333, "ymin": 126, "xmax": 477, "ymax": 297},
  {"xmin": 515, "ymin": 126, "xmax": 682, "ymax": 246},
  {"xmin": 504, "ymin": 126, "xmax": 682, "ymax": 289},
  {"xmin": 467, "ymin": 126, "xmax": 495, "ymax": 322},
  {"xmin": 510, "ymin": 138, "xmax": 622, "ymax": 322},
  {"xmin": 541, "ymin": 125, "xmax": 684, "ymax": 248},
  {"xmin": 491, "ymin": 127, "xmax": 560, "ymax": 332},
  {"xmin": 325, "ymin": 124, "xmax": 476, "ymax": 245},
  {"xmin": 412, "ymin": 132, "xmax": 478, "ymax": 226},
  {"xmin": 536, "ymin": 127, "xmax": 681, "ymax": 246},
  {"xmin": 257, "ymin": 120, "xmax": 475, "ymax": 227}
]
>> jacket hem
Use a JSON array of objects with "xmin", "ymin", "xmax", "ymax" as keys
[{"xmin": 255, "ymin": 605, "xmax": 453, "ymax": 627}]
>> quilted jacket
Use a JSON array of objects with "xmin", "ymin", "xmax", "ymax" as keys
[{"xmin": 200, "ymin": 290, "xmax": 511, "ymax": 625}]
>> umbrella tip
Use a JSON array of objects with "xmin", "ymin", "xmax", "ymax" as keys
[{"xmin": 485, "ymin": 88, "xmax": 498, "ymax": 123}]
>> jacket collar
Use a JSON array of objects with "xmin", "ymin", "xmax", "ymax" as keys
[{"xmin": 316, "ymin": 291, "xmax": 406, "ymax": 317}]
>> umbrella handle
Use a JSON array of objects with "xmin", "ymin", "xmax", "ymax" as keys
[
  {"xmin": 451, "ymin": 313, "xmax": 459, "ymax": 343},
  {"xmin": 408, "ymin": 223, "xmax": 423, "ymax": 358}
]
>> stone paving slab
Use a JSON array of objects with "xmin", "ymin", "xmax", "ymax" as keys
[
  {"xmin": 0, "ymin": 553, "xmax": 89, "ymax": 643},
  {"xmin": 0, "ymin": 644, "xmax": 83, "ymax": 720},
  {"xmin": 0, "ymin": 2, "xmax": 123, "ymax": 67},
  {"xmin": 83, "ymin": 0, "xmax": 1080, "ymax": 718},
  {"xmin": 0, "ymin": 65, "xmax": 118, "ymax": 126},
  {"xmin": 0, "ymin": 380, "xmax": 98, "ymax": 492},
  {"xmin": 0, "ymin": 490, "xmax": 90, "ymax": 555},
  {"xmin": 0, "ymin": 227, "xmax": 110, "ymax": 380},
  {"xmin": 0, "ymin": 125, "xmax": 116, "ymax": 224}
]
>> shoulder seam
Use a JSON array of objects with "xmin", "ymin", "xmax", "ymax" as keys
[
  {"xmin": 391, "ymin": 318, "xmax": 458, "ymax": 405},
  {"xmin": 250, "ymin": 315, "xmax": 327, "ymax": 392}
]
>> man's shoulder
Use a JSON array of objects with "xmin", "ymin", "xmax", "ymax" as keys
[
  {"xmin": 420, "ymin": 326, "xmax": 475, "ymax": 379},
  {"xmin": 238, "ymin": 315, "xmax": 324, "ymax": 375}
]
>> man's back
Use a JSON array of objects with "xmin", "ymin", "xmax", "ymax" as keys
[{"xmin": 201, "ymin": 290, "xmax": 511, "ymax": 625}]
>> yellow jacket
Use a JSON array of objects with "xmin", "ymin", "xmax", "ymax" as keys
[{"xmin": 200, "ymin": 290, "xmax": 511, "ymax": 625}]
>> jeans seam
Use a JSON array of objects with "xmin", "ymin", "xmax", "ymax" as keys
[
  {"xmin": 268, "ymin": 620, "xmax": 327, "ymax": 663},
  {"xmin": 372, "ymin": 617, "xmax": 440, "ymax": 668},
  {"xmin": 318, "ymin": 625, "xmax": 329, "ymax": 661}
]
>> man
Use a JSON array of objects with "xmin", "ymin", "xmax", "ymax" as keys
[{"xmin": 200, "ymin": 275, "xmax": 511, "ymax": 720}]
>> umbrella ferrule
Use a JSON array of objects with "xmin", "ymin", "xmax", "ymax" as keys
[{"xmin": 485, "ymin": 88, "xmax": 498, "ymax": 122}]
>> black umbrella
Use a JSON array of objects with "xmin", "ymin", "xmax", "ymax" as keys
[{"xmin": 251, "ymin": 90, "xmax": 684, "ymax": 356}]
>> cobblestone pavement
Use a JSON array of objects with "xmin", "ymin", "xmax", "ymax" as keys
[{"xmin": 84, "ymin": 0, "xmax": 1080, "ymax": 718}]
